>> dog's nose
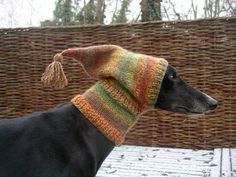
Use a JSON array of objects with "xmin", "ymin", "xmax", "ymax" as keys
[{"xmin": 208, "ymin": 98, "xmax": 218, "ymax": 110}]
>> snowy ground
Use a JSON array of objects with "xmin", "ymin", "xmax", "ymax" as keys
[{"xmin": 97, "ymin": 145, "xmax": 236, "ymax": 177}]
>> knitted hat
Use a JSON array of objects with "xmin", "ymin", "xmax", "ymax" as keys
[{"xmin": 42, "ymin": 45, "xmax": 168, "ymax": 144}]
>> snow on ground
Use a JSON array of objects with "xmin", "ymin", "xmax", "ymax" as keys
[{"xmin": 97, "ymin": 145, "xmax": 236, "ymax": 177}]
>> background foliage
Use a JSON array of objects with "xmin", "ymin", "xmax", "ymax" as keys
[{"xmin": 0, "ymin": 0, "xmax": 235, "ymax": 28}]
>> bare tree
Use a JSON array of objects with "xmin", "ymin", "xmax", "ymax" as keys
[
  {"xmin": 204, "ymin": 0, "xmax": 219, "ymax": 17},
  {"xmin": 162, "ymin": 0, "xmax": 195, "ymax": 20},
  {"xmin": 204, "ymin": 0, "xmax": 236, "ymax": 18},
  {"xmin": 112, "ymin": 0, "xmax": 132, "ymax": 23},
  {"xmin": 224, "ymin": 0, "xmax": 236, "ymax": 16},
  {"xmin": 204, "ymin": 0, "xmax": 222, "ymax": 17},
  {"xmin": 28, "ymin": 0, "xmax": 35, "ymax": 26},
  {"xmin": 162, "ymin": 5, "xmax": 170, "ymax": 20},
  {"xmin": 166, "ymin": 0, "xmax": 180, "ymax": 20},
  {"xmin": 5, "ymin": 0, "xmax": 18, "ymax": 27},
  {"xmin": 191, "ymin": 0, "xmax": 197, "ymax": 19},
  {"xmin": 111, "ymin": 0, "xmax": 119, "ymax": 21}
]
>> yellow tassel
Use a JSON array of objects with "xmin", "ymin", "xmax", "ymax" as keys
[{"xmin": 41, "ymin": 53, "xmax": 68, "ymax": 89}]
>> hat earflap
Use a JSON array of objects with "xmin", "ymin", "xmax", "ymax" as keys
[{"xmin": 41, "ymin": 53, "xmax": 68, "ymax": 89}]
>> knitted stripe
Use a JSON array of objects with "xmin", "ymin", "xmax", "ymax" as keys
[
  {"xmin": 146, "ymin": 59, "xmax": 168, "ymax": 106},
  {"xmin": 100, "ymin": 79, "xmax": 142, "ymax": 115},
  {"xmin": 136, "ymin": 56, "xmax": 152, "ymax": 106},
  {"xmin": 96, "ymin": 50, "xmax": 123, "ymax": 78},
  {"xmin": 115, "ymin": 51, "xmax": 140, "ymax": 93},
  {"xmin": 88, "ymin": 83, "xmax": 136, "ymax": 126},
  {"xmin": 72, "ymin": 95, "xmax": 125, "ymax": 145},
  {"xmin": 83, "ymin": 91, "xmax": 128, "ymax": 132},
  {"xmin": 143, "ymin": 58, "xmax": 159, "ymax": 106},
  {"xmin": 91, "ymin": 83, "xmax": 136, "ymax": 122}
]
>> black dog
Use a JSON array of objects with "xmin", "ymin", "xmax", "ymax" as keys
[{"xmin": 0, "ymin": 65, "xmax": 217, "ymax": 177}]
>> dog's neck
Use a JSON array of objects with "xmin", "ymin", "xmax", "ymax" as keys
[
  {"xmin": 72, "ymin": 78, "xmax": 144, "ymax": 145},
  {"xmin": 69, "ymin": 102, "xmax": 115, "ymax": 173}
]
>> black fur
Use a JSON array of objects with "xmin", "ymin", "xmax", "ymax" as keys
[
  {"xmin": 0, "ymin": 103, "xmax": 114, "ymax": 177},
  {"xmin": 0, "ymin": 64, "xmax": 217, "ymax": 177}
]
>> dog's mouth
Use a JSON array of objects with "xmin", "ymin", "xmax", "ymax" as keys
[{"xmin": 174, "ymin": 107, "xmax": 204, "ymax": 115}]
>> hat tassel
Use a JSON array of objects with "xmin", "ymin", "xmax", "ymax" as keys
[{"xmin": 41, "ymin": 53, "xmax": 68, "ymax": 89}]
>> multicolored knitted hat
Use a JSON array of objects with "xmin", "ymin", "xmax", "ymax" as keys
[{"xmin": 42, "ymin": 45, "xmax": 168, "ymax": 145}]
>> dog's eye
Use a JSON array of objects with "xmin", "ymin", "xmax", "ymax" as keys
[{"xmin": 169, "ymin": 73, "xmax": 177, "ymax": 80}]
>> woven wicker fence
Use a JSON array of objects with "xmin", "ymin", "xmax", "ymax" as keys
[{"xmin": 0, "ymin": 17, "xmax": 235, "ymax": 149}]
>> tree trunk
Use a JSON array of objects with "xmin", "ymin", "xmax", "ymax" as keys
[
  {"xmin": 140, "ymin": 0, "xmax": 148, "ymax": 22},
  {"xmin": 84, "ymin": 0, "xmax": 87, "ymax": 24},
  {"xmin": 214, "ymin": 0, "xmax": 220, "ymax": 17},
  {"xmin": 141, "ymin": 0, "xmax": 162, "ymax": 22},
  {"xmin": 95, "ymin": 0, "xmax": 104, "ymax": 24},
  {"xmin": 191, "ymin": 0, "xmax": 197, "ymax": 19},
  {"xmin": 157, "ymin": 0, "xmax": 161, "ymax": 20},
  {"xmin": 151, "ymin": 0, "xmax": 161, "ymax": 20}
]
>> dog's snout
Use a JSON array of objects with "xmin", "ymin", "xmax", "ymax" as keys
[
  {"xmin": 201, "ymin": 92, "xmax": 218, "ymax": 111},
  {"xmin": 208, "ymin": 98, "xmax": 218, "ymax": 110}
]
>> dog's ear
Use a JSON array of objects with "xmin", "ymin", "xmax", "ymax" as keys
[{"xmin": 41, "ymin": 45, "xmax": 168, "ymax": 108}]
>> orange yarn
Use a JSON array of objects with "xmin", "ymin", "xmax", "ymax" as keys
[{"xmin": 72, "ymin": 95, "xmax": 125, "ymax": 145}]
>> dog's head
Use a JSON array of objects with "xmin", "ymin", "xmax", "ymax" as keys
[{"xmin": 155, "ymin": 65, "xmax": 218, "ymax": 115}]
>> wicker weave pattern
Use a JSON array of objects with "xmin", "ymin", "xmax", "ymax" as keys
[{"xmin": 0, "ymin": 18, "xmax": 235, "ymax": 149}]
